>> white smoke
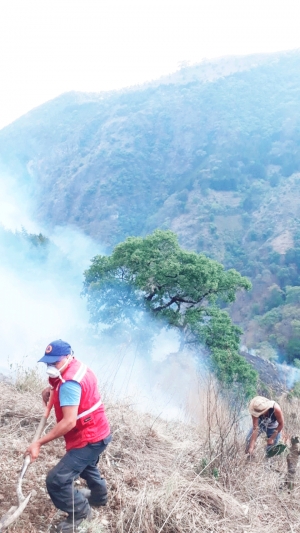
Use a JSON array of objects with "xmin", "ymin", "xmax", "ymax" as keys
[
  {"xmin": 0, "ymin": 169, "xmax": 37, "ymax": 232},
  {"xmin": 276, "ymin": 362, "xmax": 300, "ymax": 390},
  {"xmin": 0, "ymin": 170, "xmax": 202, "ymax": 420}
]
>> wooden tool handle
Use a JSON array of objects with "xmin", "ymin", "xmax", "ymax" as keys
[
  {"xmin": 17, "ymin": 389, "xmax": 55, "ymax": 505},
  {"xmin": 31, "ymin": 390, "xmax": 54, "ymax": 442}
]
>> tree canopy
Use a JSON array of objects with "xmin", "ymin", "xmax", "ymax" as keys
[{"xmin": 83, "ymin": 230, "xmax": 257, "ymax": 396}]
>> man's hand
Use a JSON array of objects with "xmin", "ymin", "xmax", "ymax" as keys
[
  {"xmin": 25, "ymin": 441, "xmax": 41, "ymax": 462},
  {"xmin": 42, "ymin": 386, "xmax": 52, "ymax": 406},
  {"xmin": 267, "ymin": 436, "xmax": 275, "ymax": 446},
  {"xmin": 247, "ymin": 445, "xmax": 255, "ymax": 456}
]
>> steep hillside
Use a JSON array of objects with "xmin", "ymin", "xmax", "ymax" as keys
[
  {"xmin": 2, "ymin": 50, "xmax": 300, "ymax": 357},
  {"xmin": 2, "ymin": 374, "xmax": 300, "ymax": 533},
  {"xmin": 1, "ymin": 49, "xmax": 300, "ymax": 247}
]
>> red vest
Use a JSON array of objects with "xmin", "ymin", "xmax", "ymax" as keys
[{"xmin": 49, "ymin": 358, "xmax": 110, "ymax": 451}]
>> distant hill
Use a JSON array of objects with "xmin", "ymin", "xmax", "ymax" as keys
[{"xmin": 2, "ymin": 49, "xmax": 300, "ymax": 359}]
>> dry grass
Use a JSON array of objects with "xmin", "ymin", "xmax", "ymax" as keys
[{"xmin": 1, "ymin": 372, "xmax": 300, "ymax": 533}]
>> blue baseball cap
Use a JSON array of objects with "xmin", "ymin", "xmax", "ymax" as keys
[{"xmin": 38, "ymin": 339, "xmax": 72, "ymax": 363}]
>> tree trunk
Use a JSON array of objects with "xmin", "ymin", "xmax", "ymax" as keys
[{"xmin": 286, "ymin": 436, "xmax": 300, "ymax": 489}]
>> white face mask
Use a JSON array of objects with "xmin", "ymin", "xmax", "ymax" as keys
[{"xmin": 46, "ymin": 356, "xmax": 72, "ymax": 380}]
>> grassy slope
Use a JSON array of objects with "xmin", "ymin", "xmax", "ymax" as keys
[{"xmin": 1, "ymin": 374, "xmax": 300, "ymax": 533}]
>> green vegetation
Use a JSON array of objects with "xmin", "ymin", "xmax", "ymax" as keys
[
  {"xmin": 2, "ymin": 52, "xmax": 300, "ymax": 361},
  {"xmin": 287, "ymin": 380, "xmax": 300, "ymax": 399},
  {"xmin": 18, "ymin": 228, "xmax": 50, "ymax": 248},
  {"xmin": 83, "ymin": 230, "xmax": 256, "ymax": 396},
  {"xmin": 0, "ymin": 225, "xmax": 50, "ymax": 267},
  {"xmin": 2, "ymin": 52, "xmax": 300, "ymax": 247},
  {"xmin": 248, "ymin": 246, "xmax": 300, "ymax": 362}
]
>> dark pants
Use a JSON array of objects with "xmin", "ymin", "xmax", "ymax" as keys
[
  {"xmin": 246, "ymin": 426, "xmax": 280, "ymax": 452},
  {"xmin": 46, "ymin": 435, "xmax": 111, "ymax": 519}
]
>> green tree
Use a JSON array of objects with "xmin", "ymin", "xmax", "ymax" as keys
[
  {"xmin": 264, "ymin": 284, "xmax": 284, "ymax": 311},
  {"xmin": 18, "ymin": 228, "xmax": 50, "ymax": 248},
  {"xmin": 286, "ymin": 286, "xmax": 300, "ymax": 305},
  {"xmin": 83, "ymin": 230, "xmax": 256, "ymax": 395},
  {"xmin": 286, "ymin": 338, "xmax": 300, "ymax": 363}
]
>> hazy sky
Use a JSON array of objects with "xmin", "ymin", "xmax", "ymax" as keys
[{"xmin": 0, "ymin": 0, "xmax": 300, "ymax": 129}]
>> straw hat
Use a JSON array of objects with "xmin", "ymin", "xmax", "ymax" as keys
[{"xmin": 248, "ymin": 396, "xmax": 274, "ymax": 417}]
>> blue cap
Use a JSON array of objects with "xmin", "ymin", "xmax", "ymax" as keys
[{"xmin": 38, "ymin": 339, "xmax": 72, "ymax": 363}]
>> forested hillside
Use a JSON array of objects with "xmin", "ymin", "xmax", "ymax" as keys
[{"xmin": 1, "ymin": 49, "xmax": 300, "ymax": 360}]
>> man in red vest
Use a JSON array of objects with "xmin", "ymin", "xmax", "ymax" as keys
[{"xmin": 25, "ymin": 339, "xmax": 111, "ymax": 533}]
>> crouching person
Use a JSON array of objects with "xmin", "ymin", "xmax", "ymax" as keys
[
  {"xmin": 25, "ymin": 340, "xmax": 111, "ymax": 533},
  {"xmin": 246, "ymin": 395, "xmax": 284, "ymax": 456}
]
